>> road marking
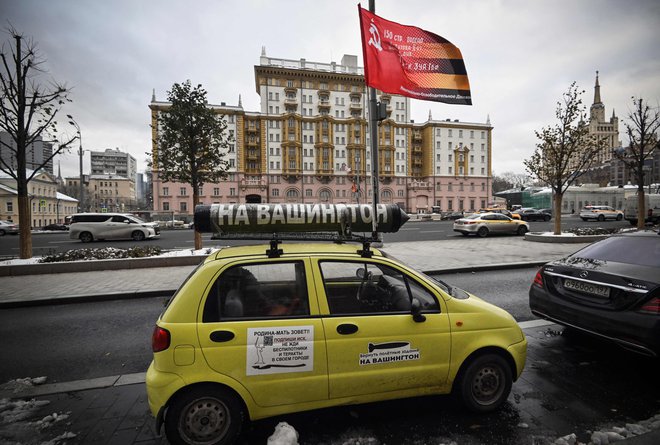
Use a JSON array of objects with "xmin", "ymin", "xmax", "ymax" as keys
[{"xmin": 419, "ymin": 230, "xmax": 446, "ymax": 233}]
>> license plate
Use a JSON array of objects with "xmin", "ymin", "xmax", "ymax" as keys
[{"xmin": 564, "ymin": 279, "xmax": 610, "ymax": 298}]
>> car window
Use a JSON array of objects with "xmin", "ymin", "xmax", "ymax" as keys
[
  {"xmin": 573, "ymin": 236, "xmax": 660, "ymax": 268},
  {"xmin": 111, "ymin": 215, "xmax": 131, "ymax": 223},
  {"xmin": 319, "ymin": 261, "xmax": 439, "ymax": 315},
  {"xmin": 203, "ymin": 261, "xmax": 310, "ymax": 322}
]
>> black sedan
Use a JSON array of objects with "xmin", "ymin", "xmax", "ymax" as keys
[
  {"xmin": 514, "ymin": 208, "xmax": 551, "ymax": 221},
  {"xmin": 529, "ymin": 231, "xmax": 660, "ymax": 356},
  {"xmin": 42, "ymin": 223, "xmax": 69, "ymax": 231}
]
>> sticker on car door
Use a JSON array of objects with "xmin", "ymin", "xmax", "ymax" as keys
[
  {"xmin": 246, "ymin": 326, "xmax": 314, "ymax": 375},
  {"xmin": 359, "ymin": 341, "xmax": 420, "ymax": 365}
]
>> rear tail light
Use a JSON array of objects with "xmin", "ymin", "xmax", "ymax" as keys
[
  {"xmin": 638, "ymin": 297, "xmax": 660, "ymax": 314},
  {"xmin": 152, "ymin": 326, "xmax": 171, "ymax": 352},
  {"xmin": 532, "ymin": 270, "xmax": 544, "ymax": 288}
]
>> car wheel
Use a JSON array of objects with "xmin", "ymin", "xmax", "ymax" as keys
[
  {"xmin": 477, "ymin": 227, "xmax": 489, "ymax": 238},
  {"xmin": 0, "ymin": 229, "xmax": 5, "ymax": 236},
  {"xmin": 79, "ymin": 232, "xmax": 93, "ymax": 243},
  {"xmin": 165, "ymin": 385, "xmax": 245, "ymax": 445},
  {"xmin": 597, "ymin": 214, "xmax": 605, "ymax": 221},
  {"xmin": 543, "ymin": 215, "xmax": 551, "ymax": 221},
  {"xmin": 461, "ymin": 232, "xmax": 469, "ymax": 237},
  {"xmin": 517, "ymin": 225, "xmax": 528, "ymax": 236},
  {"xmin": 456, "ymin": 353, "xmax": 512, "ymax": 413},
  {"xmin": 581, "ymin": 218, "xmax": 588, "ymax": 221},
  {"xmin": 132, "ymin": 230, "xmax": 146, "ymax": 241},
  {"xmin": 616, "ymin": 214, "xmax": 622, "ymax": 221}
]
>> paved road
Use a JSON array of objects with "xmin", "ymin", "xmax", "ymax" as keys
[{"xmin": 0, "ymin": 216, "xmax": 631, "ymax": 258}]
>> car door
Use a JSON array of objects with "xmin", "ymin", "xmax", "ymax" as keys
[
  {"xmin": 313, "ymin": 259, "xmax": 451, "ymax": 400},
  {"xmin": 196, "ymin": 258, "xmax": 329, "ymax": 407}
]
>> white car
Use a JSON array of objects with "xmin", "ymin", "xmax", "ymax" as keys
[
  {"xmin": 579, "ymin": 205, "xmax": 624, "ymax": 221},
  {"xmin": 0, "ymin": 220, "xmax": 19, "ymax": 236},
  {"xmin": 68, "ymin": 213, "xmax": 160, "ymax": 242}
]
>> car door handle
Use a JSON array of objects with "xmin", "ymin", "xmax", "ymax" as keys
[
  {"xmin": 210, "ymin": 330, "xmax": 235, "ymax": 342},
  {"xmin": 336, "ymin": 323, "xmax": 358, "ymax": 335}
]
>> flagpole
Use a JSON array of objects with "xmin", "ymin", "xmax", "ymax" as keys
[{"xmin": 368, "ymin": 0, "xmax": 380, "ymax": 239}]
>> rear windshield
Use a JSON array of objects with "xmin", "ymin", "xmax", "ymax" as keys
[{"xmin": 573, "ymin": 235, "xmax": 660, "ymax": 268}]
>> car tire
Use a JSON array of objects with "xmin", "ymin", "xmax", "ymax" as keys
[
  {"xmin": 517, "ymin": 225, "xmax": 528, "ymax": 236},
  {"xmin": 597, "ymin": 214, "xmax": 605, "ymax": 221},
  {"xmin": 581, "ymin": 218, "xmax": 588, "ymax": 221},
  {"xmin": 456, "ymin": 353, "xmax": 512, "ymax": 413},
  {"xmin": 0, "ymin": 229, "xmax": 5, "ymax": 236},
  {"xmin": 461, "ymin": 232, "xmax": 469, "ymax": 237},
  {"xmin": 165, "ymin": 385, "xmax": 245, "ymax": 445},
  {"xmin": 543, "ymin": 215, "xmax": 551, "ymax": 221},
  {"xmin": 477, "ymin": 227, "xmax": 489, "ymax": 238},
  {"xmin": 132, "ymin": 230, "xmax": 146, "ymax": 241},
  {"xmin": 616, "ymin": 214, "xmax": 622, "ymax": 221},
  {"xmin": 79, "ymin": 232, "xmax": 93, "ymax": 243}
]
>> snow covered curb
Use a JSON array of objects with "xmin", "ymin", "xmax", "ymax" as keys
[
  {"xmin": 525, "ymin": 232, "xmax": 609, "ymax": 243},
  {"xmin": 0, "ymin": 248, "xmax": 220, "ymax": 277}
]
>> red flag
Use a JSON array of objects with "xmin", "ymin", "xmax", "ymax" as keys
[{"xmin": 358, "ymin": 6, "xmax": 472, "ymax": 105}]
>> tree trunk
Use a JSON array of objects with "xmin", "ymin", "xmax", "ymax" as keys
[
  {"xmin": 553, "ymin": 192, "xmax": 563, "ymax": 235},
  {"xmin": 18, "ymin": 195, "xmax": 32, "ymax": 259},
  {"xmin": 193, "ymin": 192, "xmax": 202, "ymax": 250},
  {"xmin": 637, "ymin": 187, "xmax": 646, "ymax": 230}
]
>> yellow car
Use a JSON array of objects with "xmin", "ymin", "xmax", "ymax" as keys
[{"xmin": 146, "ymin": 204, "xmax": 527, "ymax": 445}]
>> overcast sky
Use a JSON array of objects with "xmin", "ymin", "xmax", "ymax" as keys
[{"xmin": 3, "ymin": 0, "xmax": 659, "ymax": 179}]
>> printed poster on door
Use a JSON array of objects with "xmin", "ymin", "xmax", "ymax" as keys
[{"xmin": 246, "ymin": 326, "xmax": 314, "ymax": 376}]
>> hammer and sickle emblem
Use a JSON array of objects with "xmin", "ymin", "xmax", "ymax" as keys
[{"xmin": 368, "ymin": 20, "xmax": 382, "ymax": 51}]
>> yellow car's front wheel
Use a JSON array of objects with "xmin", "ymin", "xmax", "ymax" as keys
[
  {"xmin": 165, "ymin": 385, "xmax": 245, "ymax": 445},
  {"xmin": 457, "ymin": 353, "xmax": 512, "ymax": 413}
]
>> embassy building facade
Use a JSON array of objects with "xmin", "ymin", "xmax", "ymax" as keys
[{"xmin": 150, "ymin": 51, "xmax": 493, "ymax": 218}]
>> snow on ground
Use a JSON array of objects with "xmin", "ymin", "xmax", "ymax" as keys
[{"xmin": 0, "ymin": 247, "xmax": 220, "ymax": 266}]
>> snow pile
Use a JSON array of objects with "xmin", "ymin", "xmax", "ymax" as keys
[
  {"xmin": 552, "ymin": 412, "xmax": 660, "ymax": 444},
  {"xmin": 0, "ymin": 376, "xmax": 47, "ymax": 394},
  {"xmin": 267, "ymin": 422, "xmax": 299, "ymax": 445},
  {"xmin": 0, "ymin": 397, "xmax": 76, "ymax": 444}
]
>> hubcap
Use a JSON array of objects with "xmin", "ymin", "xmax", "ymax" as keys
[
  {"xmin": 179, "ymin": 397, "xmax": 230, "ymax": 444},
  {"xmin": 471, "ymin": 365, "xmax": 503, "ymax": 405}
]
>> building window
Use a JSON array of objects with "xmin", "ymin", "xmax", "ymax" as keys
[
  {"xmin": 272, "ymin": 189, "xmax": 279, "ymax": 197},
  {"xmin": 180, "ymin": 202, "xmax": 187, "ymax": 212},
  {"xmin": 163, "ymin": 202, "xmax": 170, "ymax": 211},
  {"xmin": 180, "ymin": 187, "xmax": 187, "ymax": 196},
  {"xmin": 230, "ymin": 188, "xmax": 236, "ymax": 196},
  {"xmin": 163, "ymin": 187, "xmax": 169, "ymax": 196},
  {"xmin": 447, "ymin": 199, "xmax": 453, "ymax": 210},
  {"xmin": 7, "ymin": 201, "xmax": 13, "ymax": 212}
]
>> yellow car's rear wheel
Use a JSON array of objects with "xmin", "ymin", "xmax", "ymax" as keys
[{"xmin": 165, "ymin": 385, "xmax": 245, "ymax": 445}]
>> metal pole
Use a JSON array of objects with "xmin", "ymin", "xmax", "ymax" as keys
[
  {"xmin": 78, "ymin": 137, "xmax": 84, "ymax": 212},
  {"xmin": 368, "ymin": 0, "xmax": 379, "ymax": 237}
]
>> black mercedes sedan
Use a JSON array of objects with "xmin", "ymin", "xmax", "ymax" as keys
[{"xmin": 529, "ymin": 230, "xmax": 660, "ymax": 357}]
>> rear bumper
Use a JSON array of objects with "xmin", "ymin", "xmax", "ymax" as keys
[{"xmin": 529, "ymin": 285, "xmax": 660, "ymax": 357}]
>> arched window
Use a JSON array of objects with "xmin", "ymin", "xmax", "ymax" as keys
[
  {"xmin": 286, "ymin": 189, "xmax": 300, "ymax": 199},
  {"xmin": 319, "ymin": 189, "xmax": 332, "ymax": 202}
]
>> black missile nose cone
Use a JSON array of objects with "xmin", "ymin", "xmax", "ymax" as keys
[{"xmin": 194, "ymin": 205, "xmax": 213, "ymax": 232}]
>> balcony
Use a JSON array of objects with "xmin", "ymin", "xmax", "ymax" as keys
[
  {"xmin": 412, "ymin": 131, "xmax": 422, "ymax": 141},
  {"xmin": 318, "ymin": 100, "xmax": 331, "ymax": 111},
  {"xmin": 350, "ymin": 102, "xmax": 363, "ymax": 112},
  {"xmin": 350, "ymin": 91, "xmax": 362, "ymax": 101}
]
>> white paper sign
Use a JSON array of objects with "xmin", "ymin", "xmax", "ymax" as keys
[{"xmin": 246, "ymin": 326, "xmax": 314, "ymax": 376}]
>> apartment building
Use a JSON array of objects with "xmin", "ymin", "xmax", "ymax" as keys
[{"xmin": 150, "ymin": 50, "xmax": 493, "ymax": 218}]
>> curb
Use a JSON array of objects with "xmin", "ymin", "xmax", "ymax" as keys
[
  {"xmin": 525, "ymin": 232, "xmax": 609, "ymax": 243},
  {"xmin": 0, "ymin": 254, "xmax": 204, "ymax": 277}
]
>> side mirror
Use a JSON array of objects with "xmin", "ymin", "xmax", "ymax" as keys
[{"xmin": 411, "ymin": 298, "xmax": 426, "ymax": 323}]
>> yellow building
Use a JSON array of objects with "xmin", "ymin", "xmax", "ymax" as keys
[{"xmin": 0, "ymin": 170, "xmax": 78, "ymax": 227}]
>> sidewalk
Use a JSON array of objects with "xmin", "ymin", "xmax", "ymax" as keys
[{"xmin": 0, "ymin": 236, "xmax": 589, "ymax": 307}]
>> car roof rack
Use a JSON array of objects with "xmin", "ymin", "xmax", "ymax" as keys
[{"xmin": 211, "ymin": 231, "xmax": 382, "ymax": 258}]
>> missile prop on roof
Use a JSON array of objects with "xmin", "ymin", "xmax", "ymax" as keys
[{"xmin": 194, "ymin": 203, "xmax": 409, "ymax": 236}]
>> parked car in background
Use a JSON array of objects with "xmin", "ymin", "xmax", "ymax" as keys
[
  {"xmin": 538, "ymin": 208, "xmax": 553, "ymax": 216},
  {"xmin": 68, "ymin": 213, "xmax": 160, "ymax": 242},
  {"xmin": 441, "ymin": 211, "xmax": 464, "ymax": 220},
  {"xmin": 453, "ymin": 212, "xmax": 529, "ymax": 237},
  {"xmin": 0, "ymin": 220, "xmax": 19, "ymax": 236},
  {"xmin": 579, "ymin": 205, "xmax": 623, "ymax": 221},
  {"xmin": 513, "ymin": 208, "xmax": 551, "ymax": 222},
  {"xmin": 624, "ymin": 194, "xmax": 660, "ymax": 226},
  {"xmin": 478, "ymin": 207, "xmax": 521, "ymax": 220},
  {"xmin": 42, "ymin": 223, "xmax": 69, "ymax": 231},
  {"xmin": 530, "ymin": 230, "xmax": 660, "ymax": 356}
]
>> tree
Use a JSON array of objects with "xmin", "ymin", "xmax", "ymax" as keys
[
  {"xmin": 0, "ymin": 27, "xmax": 77, "ymax": 258},
  {"xmin": 149, "ymin": 80, "xmax": 231, "ymax": 250},
  {"xmin": 524, "ymin": 83, "xmax": 607, "ymax": 235},
  {"xmin": 492, "ymin": 171, "xmax": 530, "ymax": 193},
  {"xmin": 613, "ymin": 98, "xmax": 660, "ymax": 229}
]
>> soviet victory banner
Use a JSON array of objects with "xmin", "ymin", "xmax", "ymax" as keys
[{"xmin": 358, "ymin": 6, "xmax": 472, "ymax": 105}]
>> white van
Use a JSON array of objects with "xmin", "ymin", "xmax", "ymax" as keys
[
  {"xmin": 68, "ymin": 213, "xmax": 160, "ymax": 243},
  {"xmin": 624, "ymin": 194, "xmax": 660, "ymax": 226}
]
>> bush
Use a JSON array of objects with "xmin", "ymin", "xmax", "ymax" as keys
[{"xmin": 38, "ymin": 246, "xmax": 163, "ymax": 263}]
